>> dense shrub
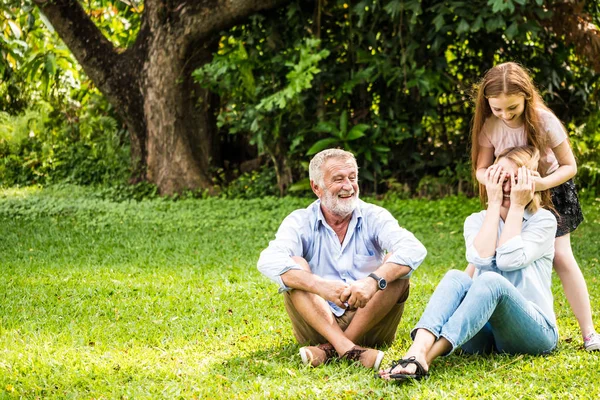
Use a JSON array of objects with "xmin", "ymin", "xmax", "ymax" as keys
[
  {"xmin": 1, "ymin": 0, "xmax": 599, "ymax": 197},
  {"xmin": 0, "ymin": 99, "xmax": 130, "ymax": 187},
  {"xmin": 195, "ymin": 0, "xmax": 600, "ymax": 195}
]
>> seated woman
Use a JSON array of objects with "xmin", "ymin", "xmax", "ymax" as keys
[{"xmin": 379, "ymin": 145, "xmax": 559, "ymax": 381}]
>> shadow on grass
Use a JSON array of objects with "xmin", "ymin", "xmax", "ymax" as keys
[{"xmin": 212, "ymin": 339, "xmax": 567, "ymax": 384}]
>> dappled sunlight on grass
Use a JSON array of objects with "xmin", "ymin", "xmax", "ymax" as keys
[
  {"xmin": 0, "ymin": 185, "xmax": 42, "ymax": 199},
  {"xmin": 0, "ymin": 187, "xmax": 599, "ymax": 398}
]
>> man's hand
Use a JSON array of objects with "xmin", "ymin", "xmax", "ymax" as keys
[
  {"xmin": 340, "ymin": 278, "xmax": 378, "ymax": 309},
  {"xmin": 316, "ymin": 280, "xmax": 350, "ymax": 309}
]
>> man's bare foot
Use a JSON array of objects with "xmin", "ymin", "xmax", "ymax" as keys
[{"xmin": 378, "ymin": 351, "xmax": 429, "ymax": 380}]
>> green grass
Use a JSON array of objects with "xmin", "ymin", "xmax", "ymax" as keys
[{"xmin": 0, "ymin": 185, "xmax": 599, "ymax": 399}]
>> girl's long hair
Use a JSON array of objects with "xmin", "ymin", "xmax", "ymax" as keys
[
  {"xmin": 470, "ymin": 62, "xmax": 558, "ymax": 184},
  {"xmin": 479, "ymin": 146, "xmax": 553, "ymax": 214}
]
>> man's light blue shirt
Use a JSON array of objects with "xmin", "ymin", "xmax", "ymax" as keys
[
  {"xmin": 257, "ymin": 199, "xmax": 427, "ymax": 316},
  {"xmin": 464, "ymin": 208, "xmax": 558, "ymax": 327}
]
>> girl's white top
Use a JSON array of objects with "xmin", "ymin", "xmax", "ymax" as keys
[{"xmin": 478, "ymin": 108, "xmax": 567, "ymax": 174}]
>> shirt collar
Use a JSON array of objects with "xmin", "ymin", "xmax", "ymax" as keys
[{"xmin": 314, "ymin": 199, "xmax": 363, "ymax": 230}]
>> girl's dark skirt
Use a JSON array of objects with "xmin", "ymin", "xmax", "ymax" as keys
[{"xmin": 550, "ymin": 179, "xmax": 584, "ymax": 237}]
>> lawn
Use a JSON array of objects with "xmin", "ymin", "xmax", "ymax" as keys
[{"xmin": 0, "ymin": 185, "xmax": 599, "ymax": 399}]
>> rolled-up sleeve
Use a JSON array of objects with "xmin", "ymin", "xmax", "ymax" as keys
[
  {"xmin": 374, "ymin": 208, "xmax": 427, "ymax": 278},
  {"xmin": 464, "ymin": 212, "xmax": 497, "ymax": 271},
  {"xmin": 257, "ymin": 212, "xmax": 305, "ymax": 292},
  {"xmin": 495, "ymin": 213, "xmax": 557, "ymax": 271}
]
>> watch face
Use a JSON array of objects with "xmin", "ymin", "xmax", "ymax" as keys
[{"xmin": 379, "ymin": 279, "xmax": 387, "ymax": 290}]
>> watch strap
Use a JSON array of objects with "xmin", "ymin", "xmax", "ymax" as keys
[{"xmin": 368, "ymin": 273, "xmax": 385, "ymax": 290}]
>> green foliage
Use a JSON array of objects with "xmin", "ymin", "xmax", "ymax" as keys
[
  {"xmin": 216, "ymin": 164, "xmax": 280, "ymax": 199},
  {"xmin": 92, "ymin": 181, "xmax": 160, "ymax": 202},
  {"xmin": 3, "ymin": 0, "xmax": 600, "ymax": 196},
  {"xmin": 570, "ymin": 111, "xmax": 600, "ymax": 194},
  {"xmin": 0, "ymin": 98, "xmax": 130, "ymax": 187},
  {"xmin": 195, "ymin": 0, "xmax": 600, "ymax": 195},
  {"xmin": 256, "ymin": 38, "xmax": 330, "ymax": 113},
  {"xmin": 0, "ymin": 2, "xmax": 100, "ymax": 112},
  {"xmin": 1, "ymin": 186, "xmax": 599, "ymax": 397},
  {"xmin": 0, "ymin": 0, "xmax": 139, "ymax": 188},
  {"xmin": 307, "ymin": 110, "xmax": 369, "ymax": 153},
  {"xmin": 194, "ymin": 34, "xmax": 329, "ymax": 178}
]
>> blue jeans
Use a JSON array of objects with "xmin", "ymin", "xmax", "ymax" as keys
[{"xmin": 412, "ymin": 270, "xmax": 558, "ymax": 355}]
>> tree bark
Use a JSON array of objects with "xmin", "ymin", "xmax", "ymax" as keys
[
  {"xmin": 33, "ymin": 0, "xmax": 291, "ymax": 194},
  {"xmin": 142, "ymin": 33, "xmax": 219, "ymax": 192}
]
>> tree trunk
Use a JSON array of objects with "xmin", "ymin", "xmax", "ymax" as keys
[
  {"xmin": 33, "ymin": 0, "xmax": 292, "ymax": 194},
  {"xmin": 143, "ymin": 34, "xmax": 220, "ymax": 194}
]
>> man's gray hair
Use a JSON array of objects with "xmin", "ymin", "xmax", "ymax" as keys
[{"xmin": 309, "ymin": 148, "xmax": 357, "ymax": 186}]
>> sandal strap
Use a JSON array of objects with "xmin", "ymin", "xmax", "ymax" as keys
[
  {"xmin": 342, "ymin": 346, "xmax": 366, "ymax": 361},
  {"xmin": 317, "ymin": 343, "xmax": 337, "ymax": 361},
  {"xmin": 387, "ymin": 355, "xmax": 428, "ymax": 376}
]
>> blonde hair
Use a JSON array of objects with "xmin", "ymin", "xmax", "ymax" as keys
[
  {"xmin": 470, "ymin": 62, "xmax": 566, "ymax": 184},
  {"xmin": 309, "ymin": 149, "xmax": 357, "ymax": 186},
  {"xmin": 479, "ymin": 146, "xmax": 551, "ymax": 213}
]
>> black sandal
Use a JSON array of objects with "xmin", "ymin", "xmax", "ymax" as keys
[{"xmin": 386, "ymin": 356, "xmax": 429, "ymax": 381}]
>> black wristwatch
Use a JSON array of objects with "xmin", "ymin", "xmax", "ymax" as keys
[{"xmin": 368, "ymin": 273, "xmax": 387, "ymax": 290}]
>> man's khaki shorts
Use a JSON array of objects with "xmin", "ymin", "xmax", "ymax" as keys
[{"xmin": 283, "ymin": 281, "xmax": 410, "ymax": 347}]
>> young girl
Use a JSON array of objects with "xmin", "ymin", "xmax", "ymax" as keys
[
  {"xmin": 469, "ymin": 62, "xmax": 598, "ymax": 351},
  {"xmin": 379, "ymin": 146, "xmax": 558, "ymax": 380}
]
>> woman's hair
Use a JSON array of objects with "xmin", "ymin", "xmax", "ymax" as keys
[
  {"xmin": 470, "ymin": 62, "xmax": 561, "ymax": 180},
  {"xmin": 479, "ymin": 145, "xmax": 552, "ymax": 214}
]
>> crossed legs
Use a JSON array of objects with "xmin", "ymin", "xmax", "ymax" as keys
[
  {"xmin": 286, "ymin": 256, "xmax": 409, "ymax": 358},
  {"xmin": 379, "ymin": 270, "xmax": 557, "ymax": 379}
]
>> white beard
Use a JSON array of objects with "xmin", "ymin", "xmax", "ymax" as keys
[{"xmin": 321, "ymin": 187, "xmax": 359, "ymax": 217}]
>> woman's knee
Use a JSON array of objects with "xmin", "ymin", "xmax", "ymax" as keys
[
  {"xmin": 471, "ymin": 272, "xmax": 510, "ymax": 297},
  {"xmin": 444, "ymin": 269, "xmax": 472, "ymax": 284},
  {"xmin": 476, "ymin": 271, "xmax": 505, "ymax": 285},
  {"xmin": 437, "ymin": 269, "xmax": 472, "ymax": 292}
]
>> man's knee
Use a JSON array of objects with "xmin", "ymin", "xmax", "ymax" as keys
[
  {"xmin": 283, "ymin": 291, "xmax": 332, "ymax": 345},
  {"xmin": 388, "ymin": 278, "xmax": 410, "ymax": 304},
  {"xmin": 291, "ymin": 256, "xmax": 311, "ymax": 272}
]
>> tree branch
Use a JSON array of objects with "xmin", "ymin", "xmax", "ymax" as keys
[
  {"xmin": 33, "ymin": 0, "xmax": 126, "ymax": 89},
  {"xmin": 33, "ymin": 0, "xmax": 148, "ymax": 173},
  {"xmin": 174, "ymin": 0, "xmax": 292, "ymax": 43}
]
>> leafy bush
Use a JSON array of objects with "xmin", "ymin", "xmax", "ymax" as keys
[
  {"xmin": 570, "ymin": 111, "xmax": 600, "ymax": 194},
  {"xmin": 196, "ymin": 0, "xmax": 600, "ymax": 196},
  {"xmin": 0, "ymin": 99, "xmax": 131, "ymax": 187},
  {"xmin": 217, "ymin": 164, "xmax": 280, "ymax": 199},
  {"xmin": 1, "ymin": 2, "xmax": 133, "ymax": 189}
]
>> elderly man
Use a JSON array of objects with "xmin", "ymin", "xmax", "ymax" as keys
[{"xmin": 257, "ymin": 149, "xmax": 427, "ymax": 369}]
